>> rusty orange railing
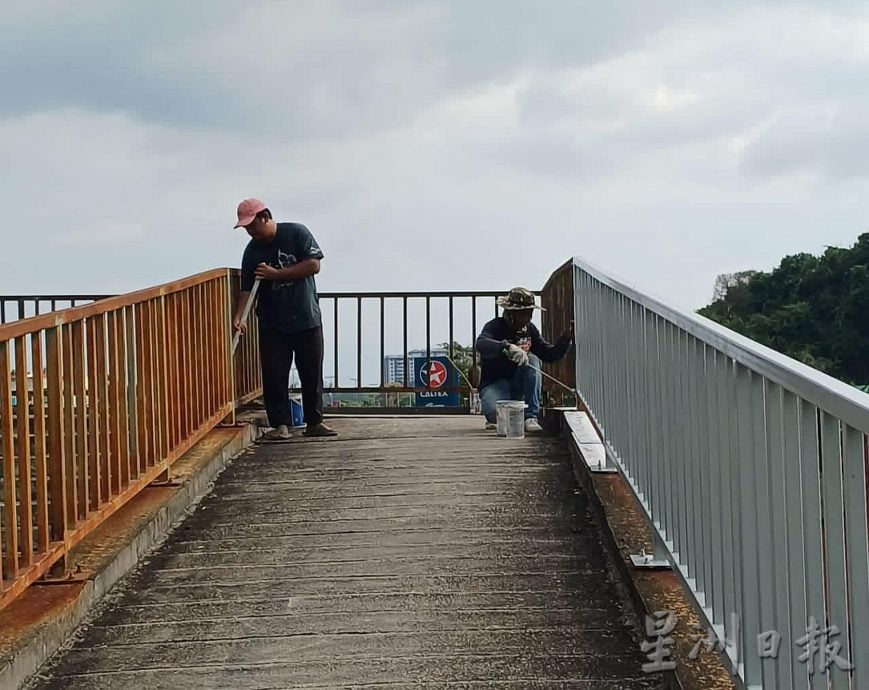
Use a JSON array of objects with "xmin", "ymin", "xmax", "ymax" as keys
[
  {"xmin": 229, "ymin": 270, "xmax": 262, "ymax": 406},
  {"xmin": 541, "ymin": 259, "xmax": 576, "ymax": 402},
  {"xmin": 0, "ymin": 268, "xmax": 261, "ymax": 611}
]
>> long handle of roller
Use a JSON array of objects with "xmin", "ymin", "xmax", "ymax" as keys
[
  {"xmin": 441, "ymin": 351, "xmax": 576, "ymax": 397},
  {"xmin": 231, "ymin": 277, "xmax": 261, "ymax": 354},
  {"xmin": 526, "ymin": 361, "xmax": 577, "ymax": 396},
  {"xmin": 441, "ymin": 352, "xmax": 476, "ymax": 390}
]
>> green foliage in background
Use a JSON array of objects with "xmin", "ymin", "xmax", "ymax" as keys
[{"xmin": 698, "ymin": 233, "xmax": 869, "ymax": 386}]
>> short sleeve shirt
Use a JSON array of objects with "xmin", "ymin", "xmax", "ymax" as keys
[{"xmin": 241, "ymin": 222, "xmax": 325, "ymax": 333}]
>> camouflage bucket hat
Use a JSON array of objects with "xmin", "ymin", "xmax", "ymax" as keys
[{"xmin": 496, "ymin": 287, "xmax": 546, "ymax": 311}]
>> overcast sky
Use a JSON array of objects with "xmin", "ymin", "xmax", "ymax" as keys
[{"xmin": 2, "ymin": 0, "xmax": 868, "ymax": 313}]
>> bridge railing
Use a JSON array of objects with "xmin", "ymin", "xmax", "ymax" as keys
[
  {"xmin": 569, "ymin": 257, "xmax": 869, "ymax": 690},
  {"xmin": 3, "ymin": 285, "xmax": 533, "ymax": 405},
  {"xmin": 0, "ymin": 296, "xmax": 110, "ymax": 326},
  {"xmin": 0, "ymin": 269, "xmax": 250, "ymax": 611},
  {"xmin": 314, "ymin": 290, "xmax": 524, "ymax": 401},
  {"xmin": 0, "ymin": 274, "xmax": 535, "ymax": 608},
  {"xmin": 540, "ymin": 259, "xmax": 576, "ymax": 403}
]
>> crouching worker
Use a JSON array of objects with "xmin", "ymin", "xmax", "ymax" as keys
[{"xmin": 475, "ymin": 287, "xmax": 574, "ymax": 433}]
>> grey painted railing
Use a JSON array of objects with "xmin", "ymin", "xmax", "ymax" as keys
[{"xmin": 572, "ymin": 257, "xmax": 869, "ymax": 690}]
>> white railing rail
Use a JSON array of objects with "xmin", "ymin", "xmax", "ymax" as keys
[{"xmin": 572, "ymin": 257, "xmax": 869, "ymax": 690}]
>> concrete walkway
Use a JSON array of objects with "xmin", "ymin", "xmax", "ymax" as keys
[{"xmin": 29, "ymin": 417, "xmax": 663, "ymax": 689}]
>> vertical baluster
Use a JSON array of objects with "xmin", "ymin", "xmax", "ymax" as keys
[
  {"xmin": 156, "ymin": 296, "xmax": 169, "ymax": 461},
  {"xmin": 72, "ymin": 321, "xmax": 88, "ymax": 519},
  {"xmin": 206, "ymin": 282, "xmax": 217, "ymax": 414},
  {"xmin": 179, "ymin": 292, "xmax": 190, "ymax": 439},
  {"xmin": 333, "ymin": 297, "xmax": 339, "ymax": 389},
  {"xmin": 357, "ymin": 297, "xmax": 362, "ymax": 390},
  {"xmin": 107, "ymin": 312, "xmax": 121, "ymax": 495},
  {"xmin": 45, "ymin": 326, "xmax": 67, "ymax": 543},
  {"xmin": 14, "ymin": 337, "xmax": 33, "ymax": 567},
  {"xmin": 117, "ymin": 310, "xmax": 131, "ymax": 488},
  {"xmin": 0, "ymin": 340, "xmax": 18, "ymax": 578},
  {"xmin": 85, "ymin": 317, "xmax": 101, "ymax": 511},
  {"xmin": 95, "ymin": 315, "xmax": 110, "ymax": 504},
  {"xmin": 31, "ymin": 332, "xmax": 49, "ymax": 552},
  {"xmin": 379, "ymin": 297, "xmax": 385, "ymax": 390},
  {"xmin": 136, "ymin": 302, "xmax": 151, "ymax": 473},
  {"xmin": 61, "ymin": 324, "xmax": 76, "ymax": 526}
]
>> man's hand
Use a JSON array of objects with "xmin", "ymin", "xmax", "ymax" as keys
[
  {"xmin": 560, "ymin": 320, "xmax": 575, "ymax": 342},
  {"xmin": 232, "ymin": 316, "xmax": 248, "ymax": 334},
  {"xmin": 505, "ymin": 343, "xmax": 530, "ymax": 366},
  {"xmin": 254, "ymin": 263, "xmax": 279, "ymax": 280}
]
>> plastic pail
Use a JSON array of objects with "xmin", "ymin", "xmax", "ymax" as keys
[{"xmin": 496, "ymin": 400, "xmax": 527, "ymax": 438}]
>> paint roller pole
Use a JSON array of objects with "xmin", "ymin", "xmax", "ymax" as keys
[
  {"xmin": 231, "ymin": 277, "xmax": 261, "ymax": 355},
  {"xmin": 526, "ymin": 360, "xmax": 579, "ymax": 398},
  {"xmin": 442, "ymin": 352, "xmax": 482, "ymax": 415}
]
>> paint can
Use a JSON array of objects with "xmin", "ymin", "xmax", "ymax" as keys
[{"xmin": 289, "ymin": 393, "xmax": 305, "ymax": 428}]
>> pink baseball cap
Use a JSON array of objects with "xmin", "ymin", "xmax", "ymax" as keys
[{"xmin": 234, "ymin": 198, "xmax": 268, "ymax": 228}]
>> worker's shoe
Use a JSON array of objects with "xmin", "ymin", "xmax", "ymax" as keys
[
  {"xmin": 303, "ymin": 422, "xmax": 338, "ymax": 437},
  {"xmin": 524, "ymin": 417, "xmax": 543, "ymax": 433},
  {"xmin": 258, "ymin": 424, "xmax": 293, "ymax": 443},
  {"xmin": 484, "ymin": 421, "xmax": 497, "ymax": 430}
]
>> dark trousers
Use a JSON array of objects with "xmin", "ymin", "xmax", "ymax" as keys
[{"xmin": 258, "ymin": 324, "xmax": 324, "ymax": 428}]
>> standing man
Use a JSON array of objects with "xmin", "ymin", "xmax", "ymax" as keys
[
  {"xmin": 475, "ymin": 287, "xmax": 573, "ymax": 433},
  {"xmin": 232, "ymin": 198, "xmax": 337, "ymax": 440}
]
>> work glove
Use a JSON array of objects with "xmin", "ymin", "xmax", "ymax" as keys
[{"xmin": 504, "ymin": 343, "xmax": 529, "ymax": 366}]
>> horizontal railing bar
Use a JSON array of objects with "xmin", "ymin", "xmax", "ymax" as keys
[
  {"xmin": 0, "ymin": 294, "xmax": 112, "ymax": 301},
  {"xmin": 319, "ymin": 291, "xmax": 537, "ymax": 298},
  {"xmin": 571, "ymin": 256, "xmax": 869, "ymax": 431},
  {"xmin": 3, "ymin": 290, "xmax": 536, "ymax": 302},
  {"xmin": 0, "ymin": 269, "xmax": 229, "ymax": 340},
  {"xmin": 324, "ymin": 386, "xmax": 470, "ymax": 394},
  {"xmin": 326, "ymin": 406, "xmax": 470, "ymax": 415}
]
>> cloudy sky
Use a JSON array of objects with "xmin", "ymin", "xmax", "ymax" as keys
[{"xmin": 2, "ymin": 0, "xmax": 868, "ymax": 313}]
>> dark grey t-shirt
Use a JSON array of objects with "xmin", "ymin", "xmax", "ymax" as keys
[{"xmin": 241, "ymin": 222, "xmax": 325, "ymax": 333}]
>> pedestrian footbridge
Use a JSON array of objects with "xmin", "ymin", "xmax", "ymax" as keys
[{"xmin": 0, "ymin": 259, "xmax": 867, "ymax": 690}]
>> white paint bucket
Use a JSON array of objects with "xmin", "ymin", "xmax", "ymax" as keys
[{"xmin": 496, "ymin": 400, "xmax": 527, "ymax": 438}]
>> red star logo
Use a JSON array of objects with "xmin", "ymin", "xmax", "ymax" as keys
[{"xmin": 421, "ymin": 360, "xmax": 447, "ymax": 388}]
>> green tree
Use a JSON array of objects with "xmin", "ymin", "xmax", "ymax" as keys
[
  {"xmin": 438, "ymin": 341, "xmax": 480, "ymax": 388},
  {"xmin": 699, "ymin": 233, "xmax": 869, "ymax": 386}
]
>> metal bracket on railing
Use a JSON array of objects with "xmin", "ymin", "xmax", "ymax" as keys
[
  {"xmin": 630, "ymin": 533, "xmax": 672, "ymax": 570},
  {"xmin": 148, "ymin": 479, "xmax": 183, "ymax": 488},
  {"xmin": 35, "ymin": 564, "xmax": 91, "ymax": 585}
]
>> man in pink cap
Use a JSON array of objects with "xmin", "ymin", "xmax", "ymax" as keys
[{"xmin": 232, "ymin": 198, "xmax": 337, "ymax": 440}]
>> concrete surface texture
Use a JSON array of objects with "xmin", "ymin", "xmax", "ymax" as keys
[{"xmin": 26, "ymin": 417, "xmax": 664, "ymax": 689}]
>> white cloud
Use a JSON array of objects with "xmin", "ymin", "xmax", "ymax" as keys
[{"xmin": 2, "ymin": 0, "xmax": 869, "ymax": 314}]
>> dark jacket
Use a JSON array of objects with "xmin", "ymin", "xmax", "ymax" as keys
[{"xmin": 475, "ymin": 317, "xmax": 571, "ymax": 389}]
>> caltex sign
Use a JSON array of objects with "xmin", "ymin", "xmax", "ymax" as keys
[{"xmin": 413, "ymin": 356, "xmax": 459, "ymax": 407}]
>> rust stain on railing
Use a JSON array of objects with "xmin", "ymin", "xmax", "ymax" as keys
[
  {"xmin": 0, "ymin": 269, "xmax": 261, "ymax": 611},
  {"xmin": 541, "ymin": 259, "xmax": 576, "ymax": 400}
]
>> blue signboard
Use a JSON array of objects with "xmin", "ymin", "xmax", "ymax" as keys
[{"xmin": 412, "ymin": 356, "xmax": 460, "ymax": 408}]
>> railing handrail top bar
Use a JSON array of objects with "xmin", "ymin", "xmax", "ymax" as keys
[
  {"xmin": 571, "ymin": 255, "xmax": 869, "ymax": 430},
  {"xmin": 317, "ymin": 291, "xmax": 538, "ymax": 299},
  {"xmin": 0, "ymin": 294, "xmax": 113, "ymax": 301},
  {"xmin": 541, "ymin": 258, "xmax": 574, "ymax": 294},
  {"xmin": 2, "ymin": 290, "xmax": 540, "ymax": 300},
  {"xmin": 0, "ymin": 268, "xmax": 228, "ymax": 340}
]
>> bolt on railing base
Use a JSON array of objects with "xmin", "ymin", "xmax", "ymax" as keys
[
  {"xmin": 34, "ymin": 572, "xmax": 91, "ymax": 585},
  {"xmin": 630, "ymin": 531, "xmax": 672, "ymax": 570},
  {"xmin": 589, "ymin": 447, "xmax": 619, "ymax": 474},
  {"xmin": 561, "ymin": 409, "xmax": 619, "ymax": 473}
]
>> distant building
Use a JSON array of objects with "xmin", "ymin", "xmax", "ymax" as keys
[{"xmin": 384, "ymin": 348, "xmax": 448, "ymax": 385}]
